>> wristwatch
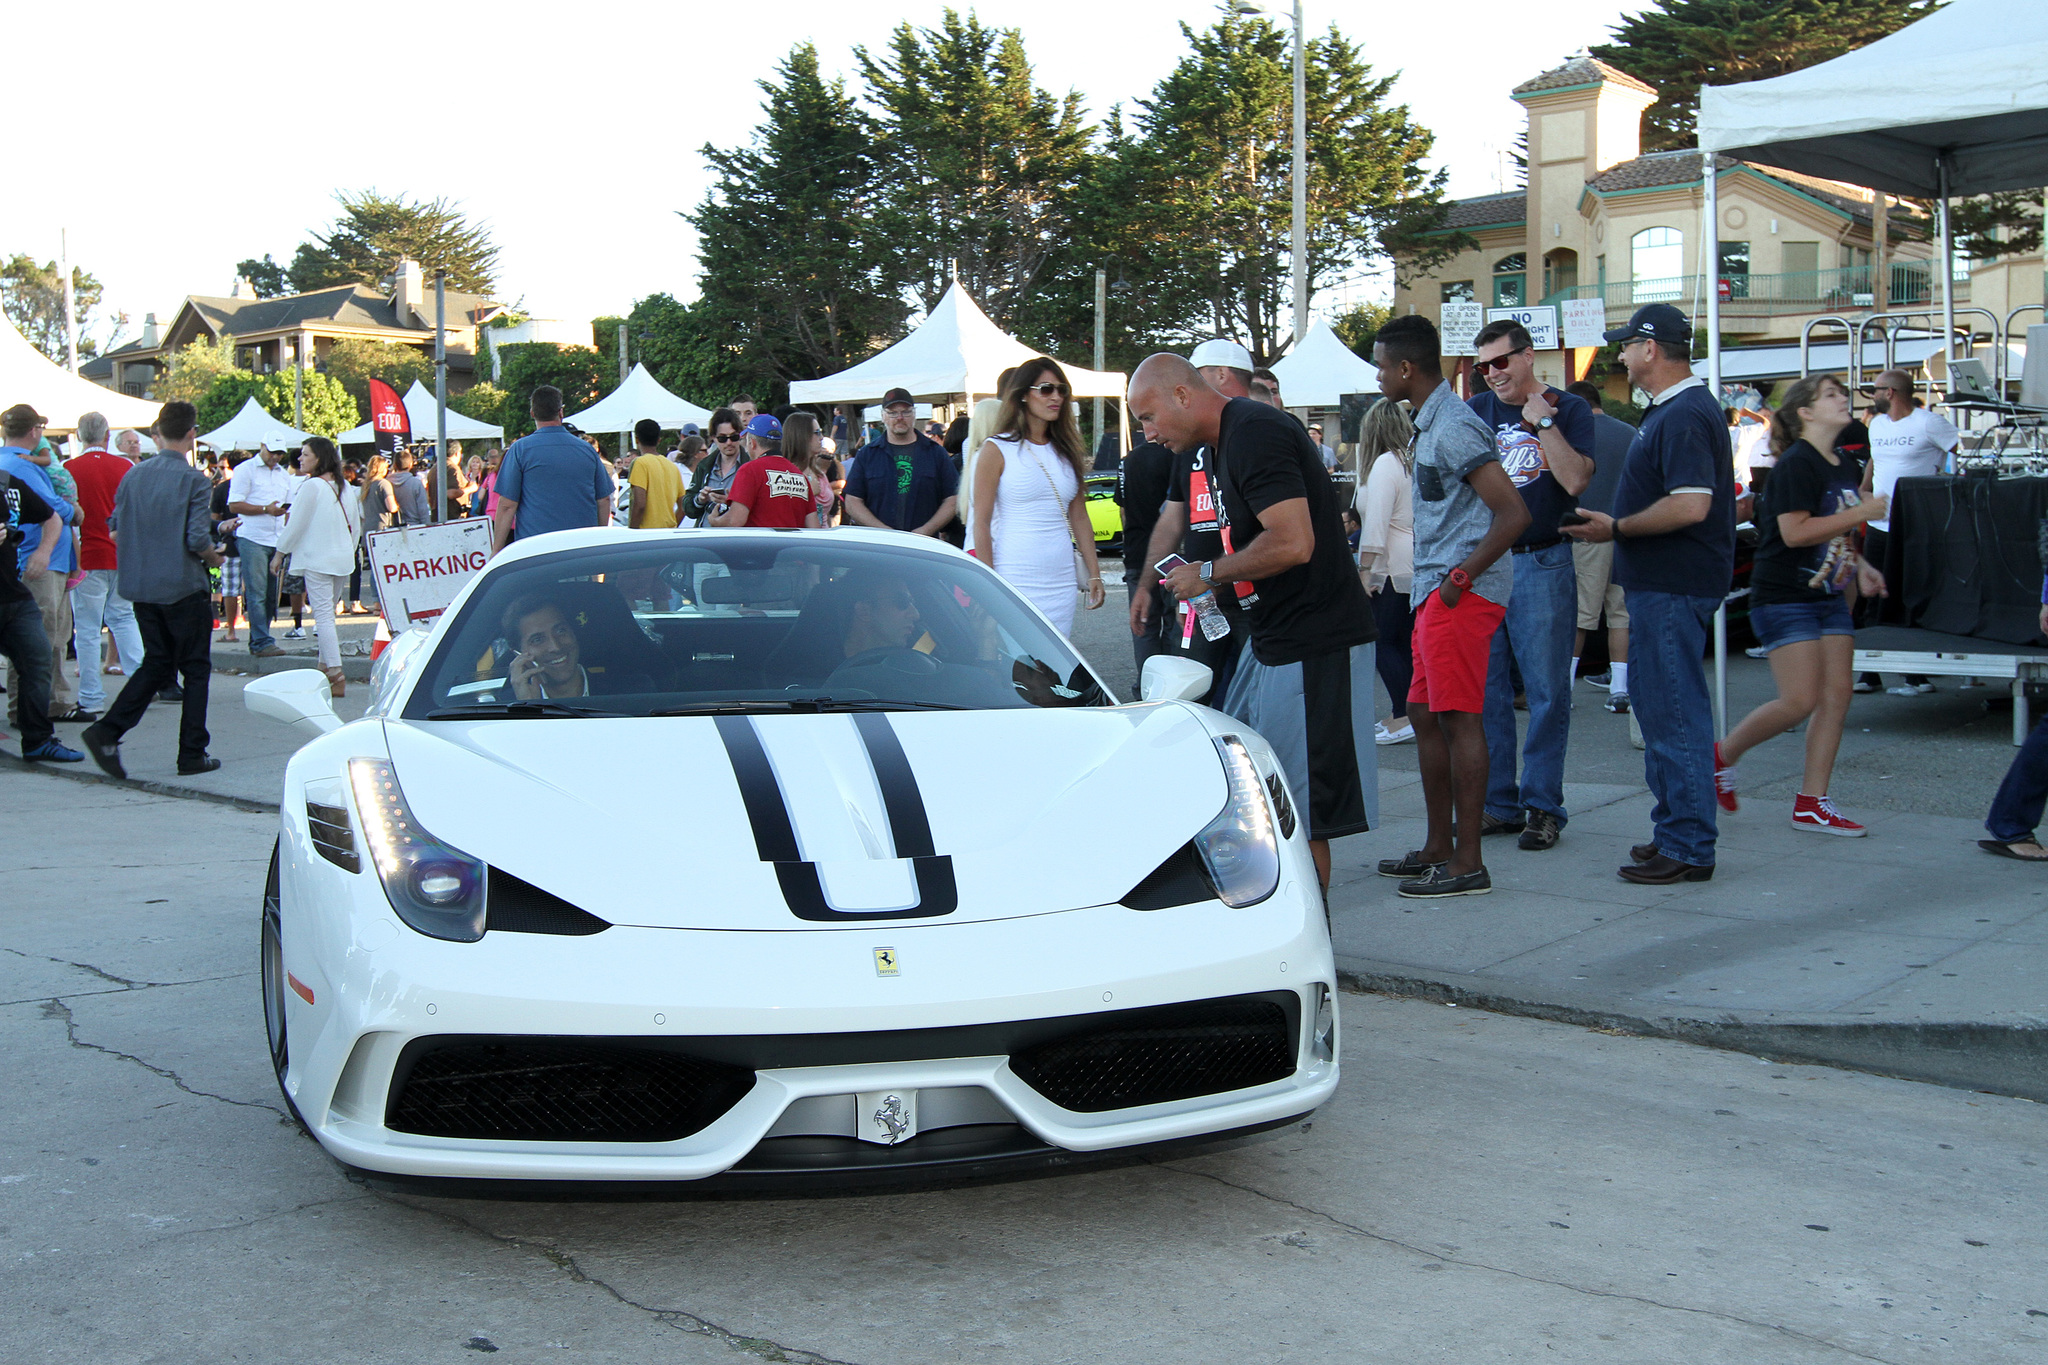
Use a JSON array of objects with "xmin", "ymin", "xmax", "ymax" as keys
[
  {"xmin": 1536, "ymin": 416, "xmax": 1556, "ymax": 431},
  {"xmin": 1448, "ymin": 567, "xmax": 1471, "ymax": 590},
  {"xmin": 1199, "ymin": 560, "xmax": 1215, "ymax": 588}
]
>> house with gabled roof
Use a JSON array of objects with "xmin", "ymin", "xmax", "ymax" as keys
[{"xmin": 83, "ymin": 258, "xmax": 505, "ymax": 398}]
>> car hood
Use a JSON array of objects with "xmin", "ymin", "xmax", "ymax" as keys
[{"xmin": 381, "ymin": 705, "xmax": 1227, "ymax": 931}]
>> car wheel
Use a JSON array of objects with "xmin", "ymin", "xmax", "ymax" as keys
[{"xmin": 259, "ymin": 839, "xmax": 302, "ymax": 1123}]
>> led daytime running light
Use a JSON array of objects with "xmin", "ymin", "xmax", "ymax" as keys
[
  {"xmin": 1195, "ymin": 736, "xmax": 1282, "ymax": 907},
  {"xmin": 347, "ymin": 758, "xmax": 488, "ymax": 942}
]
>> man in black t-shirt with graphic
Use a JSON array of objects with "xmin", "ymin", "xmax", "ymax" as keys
[
  {"xmin": 1131, "ymin": 353, "xmax": 1378, "ymax": 890},
  {"xmin": 0, "ymin": 451, "xmax": 80, "ymax": 762}
]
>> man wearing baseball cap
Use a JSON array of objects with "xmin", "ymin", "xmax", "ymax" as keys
[
  {"xmin": 844, "ymin": 387, "xmax": 958, "ymax": 536},
  {"xmin": 1563, "ymin": 303, "xmax": 1736, "ymax": 884},
  {"xmin": 0, "ymin": 403, "xmax": 82, "ymax": 761},
  {"xmin": 713, "ymin": 413, "xmax": 819, "ymax": 528}
]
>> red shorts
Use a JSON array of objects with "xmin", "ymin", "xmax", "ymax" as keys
[{"xmin": 1408, "ymin": 586, "xmax": 1505, "ymax": 714}]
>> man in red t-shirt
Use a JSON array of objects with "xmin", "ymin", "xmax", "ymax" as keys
[
  {"xmin": 64, "ymin": 414, "xmax": 146, "ymax": 716},
  {"xmin": 713, "ymin": 414, "xmax": 819, "ymax": 529}
]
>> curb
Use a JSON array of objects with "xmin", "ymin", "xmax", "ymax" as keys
[
  {"xmin": 1338, "ymin": 964, "xmax": 2048, "ymax": 1105},
  {"xmin": 212, "ymin": 652, "xmax": 375, "ymax": 682},
  {"xmin": 0, "ymin": 751, "xmax": 280, "ymax": 814}
]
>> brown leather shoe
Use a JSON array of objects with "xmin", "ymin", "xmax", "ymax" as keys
[
  {"xmin": 1618, "ymin": 853, "xmax": 1713, "ymax": 885},
  {"xmin": 1630, "ymin": 842, "xmax": 1659, "ymax": 864},
  {"xmin": 252, "ymin": 645, "xmax": 286, "ymax": 658}
]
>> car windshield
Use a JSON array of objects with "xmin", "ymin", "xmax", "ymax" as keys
[{"xmin": 404, "ymin": 535, "xmax": 1114, "ymax": 719}]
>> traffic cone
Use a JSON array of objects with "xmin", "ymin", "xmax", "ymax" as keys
[{"xmin": 370, "ymin": 614, "xmax": 393, "ymax": 661}]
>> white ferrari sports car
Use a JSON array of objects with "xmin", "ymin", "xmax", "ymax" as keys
[{"xmin": 249, "ymin": 527, "xmax": 1337, "ymax": 1184}]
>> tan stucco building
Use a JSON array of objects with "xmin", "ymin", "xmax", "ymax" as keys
[{"xmin": 1394, "ymin": 56, "xmax": 1943, "ymax": 390}]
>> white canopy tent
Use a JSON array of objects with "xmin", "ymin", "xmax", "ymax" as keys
[
  {"xmin": 199, "ymin": 395, "xmax": 311, "ymax": 451},
  {"xmin": 565, "ymin": 363, "xmax": 713, "ymax": 433},
  {"xmin": 1694, "ymin": 0, "xmax": 2048, "ymax": 737},
  {"xmin": 787, "ymin": 284, "xmax": 1126, "ymax": 405},
  {"xmin": 1267, "ymin": 317, "xmax": 1377, "ymax": 409},
  {"xmin": 338, "ymin": 379, "xmax": 504, "ymax": 444},
  {"xmin": 0, "ymin": 313, "xmax": 159, "ymax": 433}
]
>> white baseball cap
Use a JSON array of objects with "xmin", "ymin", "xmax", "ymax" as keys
[{"xmin": 1189, "ymin": 338, "xmax": 1254, "ymax": 371}]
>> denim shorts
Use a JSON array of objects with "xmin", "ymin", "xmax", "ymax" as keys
[{"xmin": 1750, "ymin": 597, "xmax": 1855, "ymax": 652}]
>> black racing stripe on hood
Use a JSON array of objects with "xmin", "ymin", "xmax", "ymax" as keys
[
  {"xmin": 714, "ymin": 715, "xmax": 801, "ymax": 863},
  {"xmin": 853, "ymin": 711, "xmax": 935, "ymax": 858}
]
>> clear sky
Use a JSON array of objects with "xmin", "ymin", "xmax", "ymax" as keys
[{"xmin": 15, "ymin": 0, "xmax": 1640, "ymax": 346}]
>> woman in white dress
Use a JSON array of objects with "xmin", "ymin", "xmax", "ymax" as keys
[{"xmin": 969, "ymin": 358, "xmax": 1105, "ymax": 634}]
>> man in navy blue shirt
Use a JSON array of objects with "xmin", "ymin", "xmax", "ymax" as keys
[
  {"xmin": 1466, "ymin": 319, "xmax": 1597, "ymax": 853},
  {"xmin": 843, "ymin": 387, "xmax": 959, "ymax": 537},
  {"xmin": 1564, "ymin": 304, "xmax": 1736, "ymax": 884},
  {"xmin": 490, "ymin": 386, "xmax": 615, "ymax": 554}
]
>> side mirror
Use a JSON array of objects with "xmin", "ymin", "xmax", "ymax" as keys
[
  {"xmin": 245, "ymin": 669, "xmax": 344, "ymax": 739},
  {"xmin": 1140, "ymin": 655, "xmax": 1214, "ymax": 704}
]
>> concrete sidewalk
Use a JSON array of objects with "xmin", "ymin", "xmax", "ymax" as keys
[{"xmin": 1330, "ymin": 771, "xmax": 2048, "ymax": 1102}]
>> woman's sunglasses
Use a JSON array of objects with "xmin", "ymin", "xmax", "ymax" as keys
[
  {"xmin": 1472, "ymin": 347, "xmax": 1529, "ymax": 374},
  {"xmin": 1026, "ymin": 381, "xmax": 1069, "ymax": 398}
]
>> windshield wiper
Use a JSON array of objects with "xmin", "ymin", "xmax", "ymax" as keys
[
  {"xmin": 646, "ymin": 697, "xmax": 964, "ymax": 717},
  {"xmin": 427, "ymin": 701, "xmax": 623, "ymax": 719}
]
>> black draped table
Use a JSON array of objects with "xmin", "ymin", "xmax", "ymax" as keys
[{"xmin": 1881, "ymin": 474, "xmax": 2048, "ymax": 646}]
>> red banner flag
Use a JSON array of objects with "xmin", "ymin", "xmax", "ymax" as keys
[{"xmin": 368, "ymin": 378, "xmax": 410, "ymax": 455}]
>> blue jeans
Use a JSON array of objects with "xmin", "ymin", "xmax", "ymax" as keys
[
  {"xmin": 1628, "ymin": 589, "xmax": 1719, "ymax": 866},
  {"xmin": 240, "ymin": 540, "xmax": 278, "ymax": 652},
  {"xmin": 0, "ymin": 596, "xmax": 53, "ymax": 750},
  {"xmin": 70, "ymin": 568, "xmax": 146, "ymax": 711},
  {"xmin": 1483, "ymin": 542, "xmax": 1576, "ymax": 823},
  {"xmin": 1986, "ymin": 715, "xmax": 2048, "ymax": 842}
]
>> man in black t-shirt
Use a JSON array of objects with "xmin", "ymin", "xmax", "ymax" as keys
[
  {"xmin": 0, "ymin": 459, "xmax": 79, "ymax": 761},
  {"xmin": 1116, "ymin": 438, "xmax": 1175, "ymax": 673},
  {"xmin": 1131, "ymin": 353, "xmax": 1378, "ymax": 889}
]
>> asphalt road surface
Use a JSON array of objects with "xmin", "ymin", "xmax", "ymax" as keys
[{"xmin": 4, "ymin": 768, "xmax": 2043, "ymax": 1364}]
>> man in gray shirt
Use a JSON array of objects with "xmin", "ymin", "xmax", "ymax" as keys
[
  {"xmin": 82, "ymin": 401, "xmax": 226, "ymax": 779},
  {"xmin": 1371, "ymin": 315, "xmax": 1529, "ymax": 898}
]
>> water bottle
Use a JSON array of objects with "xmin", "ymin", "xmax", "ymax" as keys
[{"xmin": 1187, "ymin": 589, "xmax": 1231, "ymax": 642}]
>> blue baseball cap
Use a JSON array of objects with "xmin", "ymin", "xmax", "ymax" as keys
[
  {"xmin": 1603, "ymin": 302, "xmax": 1693, "ymax": 346},
  {"xmin": 745, "ymin": 413, "xmax": 782, "ymax": 441}
]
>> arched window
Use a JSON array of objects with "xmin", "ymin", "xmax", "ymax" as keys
[
  {"xmin": 1631, "ymin": 227, "xmax": 1685, "ymax": 301},
  {"xmin": 1492, "ymin": 253, "xmax": 1526, "ymax": 308}
]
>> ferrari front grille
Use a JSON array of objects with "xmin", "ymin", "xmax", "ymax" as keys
[
  {"xmin": 1010, "ymin": 996, "xmax": 1294, "ymax": 1113},
  {"xmin": 386, "ymin": 1038, "xmax": 755, "ymax": 1142},
  {"xmin": 306, "ymin": 801, "xmax": 359, "ymax": 873}
]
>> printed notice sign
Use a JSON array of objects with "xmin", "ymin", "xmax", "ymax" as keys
[
  {"xmin": 1560, "ymin": 298, "xmax": 1608, "ymax": 349},
  {"xmin": 1485, "ymin": 304, "xmax": 1559, "ymax": 351},
  {"xmin": 366, "ymin": 518, "xmax": 494, "ymax": 628},
  {"xmin": 1439, "ymin": 302, "xmax": 1486, "ymax": 356}
]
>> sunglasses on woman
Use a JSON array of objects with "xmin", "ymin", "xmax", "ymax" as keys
[
  {"xmin": 1472, "ymin": 347, "xmax": 1530, "ymax": 374},
  {"xmin": 1026, "ymin": 381, "xmax": 1069, "ymax": 398}
]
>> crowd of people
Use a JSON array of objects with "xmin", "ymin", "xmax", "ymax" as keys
[{"xmin": 9, "ymin": 309, "xmax": 2045, "ymax": 880}]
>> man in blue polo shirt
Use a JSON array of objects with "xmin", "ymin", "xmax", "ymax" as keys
[
  {"xmin": 490, "ymin": 385, "xmax": 615, "ymax": 553},
  {"xmin": 843, "ymin": 387, "xmax": 959, "ymax": 537},
  {"xmin": 1563, "ymin": 304, "xmax": 1735, "ymax": 885}
]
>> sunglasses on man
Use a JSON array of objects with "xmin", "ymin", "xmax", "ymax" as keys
[
  {"xmin": 1472, "ymin": 346, "xmax": 1530, "ymax": 374},
  {"xmin": 714, "ymin": 431, "xmax": 742, "ymax": 443}
]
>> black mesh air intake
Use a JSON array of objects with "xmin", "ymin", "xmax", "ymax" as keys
[
  {"xmin": 1010, "ymin": 996, "xmax": 1295, "ymax": 1112},
  {"xmin": 307, "ymin": 802, "xmax": 359, "ymax": 873},
  {"xmin": 486, "ymin": 868, "xmax": 611, "ymax": 935},
  {"xmin": 387, "ymin": 1038, "xmax": 754, "ymax": 1141}
]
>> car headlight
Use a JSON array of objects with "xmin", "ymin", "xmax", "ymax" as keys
[
  {"xmin": 347, "ymin": 758, "xmax": 487, "ymax": 942},
  {"xmin": 1193, "ymin": 736, "xmax": 1282, "ymax": 907}
]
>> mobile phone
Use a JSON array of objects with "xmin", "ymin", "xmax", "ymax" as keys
[
  {"xmin": 1154, "ymin": 553, "xmax": 1190, "ymax": 575},
  {"xmin": 1558, "ymin": 511, "xmax": 1591, "ymax": 527}
]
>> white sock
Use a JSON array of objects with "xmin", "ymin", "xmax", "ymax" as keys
[{"xmin": 1611, "ymin": 662, "xmax": 1629, "ymax": 694}]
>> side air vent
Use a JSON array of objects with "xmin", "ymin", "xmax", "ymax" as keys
[
  {"xmin": 486, "ymin": 868, "xmax": 612, "ymax": 936},
  {"xmin": 387, "ymin": 1038, "xmax": 753, "ymax": 1141},
  {"xmin": 1011, "ymin": 995, "xmax": 1295, "ymax": 1113},
  {"xmin": 1265, "ymin": 773, "xmax": 1296, "ymax": 839},
  {"xmin": 306, "ymin": 801, "xmax": 359, "ymax": 872},
  {"xmin": 1121, "ymin": 842, "xmax": 1216, "ymax": 910}
]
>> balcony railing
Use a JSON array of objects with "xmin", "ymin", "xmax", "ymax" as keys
[{"xmin": 1541, "ymin": 263, "xmax": 1956, "ymax": 318}]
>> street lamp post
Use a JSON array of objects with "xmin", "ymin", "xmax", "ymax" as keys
[{"xmin": 1233, "ymin": 1, "xmax": 1309, "ymax": 352}]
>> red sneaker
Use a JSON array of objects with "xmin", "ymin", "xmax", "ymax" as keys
[
  {"xmin": 1791, "ymin": 793, "xmax": 1865, "ymax": 837},
  {"xmin": 1713, "ymin": 742, "xmax": 1739, "ymax": 814}
]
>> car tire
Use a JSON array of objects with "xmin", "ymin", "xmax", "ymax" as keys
[{"xmin": 259, "ymin": 839, "xmax": 305, "ymax": 1127}]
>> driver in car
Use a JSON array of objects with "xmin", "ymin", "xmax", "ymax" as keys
[
  {"xmin": 839, "ymin": 575, "xmax": 924, "ymax": 663},
  {"xmin": 504, "ymin": 598, "xmax": 594, "ymax": 700}
]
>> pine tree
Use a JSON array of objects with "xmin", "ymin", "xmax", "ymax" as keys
[
  {"xmin": 288, "ymin": 191, "xmax": 500, "ymax": 295},
  {"xmin": 689, "ymin": 43, "xmax": 903, "ymax": 392}
]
